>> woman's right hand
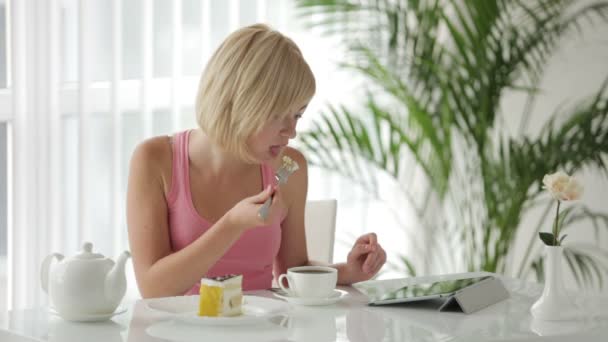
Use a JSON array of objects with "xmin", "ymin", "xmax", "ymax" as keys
[{"xmin": 225, "ymin": 185, "xmax": 284, "ymax": 231}]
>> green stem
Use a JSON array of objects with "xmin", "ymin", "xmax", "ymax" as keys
[
  {"xmin": 516, "ymin": 201, "xmax": 553, "ymax": 278},
  {"xmin": 553, "ymin": 200, "xmax": 561, "ymax": 245}
]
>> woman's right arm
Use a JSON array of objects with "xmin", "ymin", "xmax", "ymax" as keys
[{"xmin": 126, "ymin": 139, "xmax": 279, "ymax": 298}]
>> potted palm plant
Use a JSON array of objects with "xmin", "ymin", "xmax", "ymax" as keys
[{"xmin": 295, "ymin": 0, "xmax": 608, "ymax": 288}]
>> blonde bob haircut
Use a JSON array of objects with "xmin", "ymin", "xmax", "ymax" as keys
[{"xmin": 196, "ymin": 23, "xmax": 316, "ymax": 162}]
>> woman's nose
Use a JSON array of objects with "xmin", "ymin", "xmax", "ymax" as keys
[
  {"xmin": 280, "ymin": 127, "xmax": 296, "ymax": 139},
  {"xmin": 280, "ymin": 119, "xmax": 297, "ymax": 139}
]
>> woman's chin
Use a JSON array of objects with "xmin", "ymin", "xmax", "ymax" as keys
[{"xmin": 253, "ymin": 152, "xmax": 280, "ymax": 163}]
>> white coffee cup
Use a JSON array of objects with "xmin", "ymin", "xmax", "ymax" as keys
[{"xmin": 278, "ymin": 266, "xmax": 337, "ymax": 298}]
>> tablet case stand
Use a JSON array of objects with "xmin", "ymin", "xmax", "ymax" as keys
[{"xmin": 437, "ymin": 277, "xmax": 510, "ymax": 314}]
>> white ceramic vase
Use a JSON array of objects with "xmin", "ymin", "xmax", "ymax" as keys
[{"xmin": 530, "ymin": 245, "xmax": 574, "ymax": 320}]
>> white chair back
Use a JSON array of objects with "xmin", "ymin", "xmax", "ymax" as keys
[{"xmin": 304, "ymin": 199, "xmax": 337, "ymax": 264}]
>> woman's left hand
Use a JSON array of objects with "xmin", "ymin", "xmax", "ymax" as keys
[{"xmin": 340, "ymin": 233, "xmax": 387, "ymax": 284}]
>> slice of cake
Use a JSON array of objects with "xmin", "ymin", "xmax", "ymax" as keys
[{"xmin": 198, "ymin": 274, "xmax": 243, "ymax": 317}]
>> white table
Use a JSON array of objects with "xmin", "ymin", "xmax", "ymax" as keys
[{"xmin": 1, "ymin": 276, "xmax": 607, "ymax": 342}]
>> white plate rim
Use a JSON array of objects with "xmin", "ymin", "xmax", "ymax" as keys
[{"xmin": 146, "ymin": 295, "xmax": 290, "ymax": 326}]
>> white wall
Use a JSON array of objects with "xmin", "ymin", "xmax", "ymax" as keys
[{"xmin": 501, "ymin": 5, "xmax": 608, "ymax": 291}]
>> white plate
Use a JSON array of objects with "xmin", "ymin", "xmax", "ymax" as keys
[
  {"xmin": 145, "ymin": 295, "xmax": 289, "ymax": 326},
  {"xmin": 49, "ymin": 307, "xmax": 127, "ymax": 322},
  {"xmin": 146, "ymin": 319, "xmax": 289, "ymax": 342},
  {"xmin": 273, "ymin": 289, "xmax": 348, "ymax": 306}
]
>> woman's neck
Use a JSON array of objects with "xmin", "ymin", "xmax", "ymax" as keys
[{"xmin": 188, "ymin": 129, "xmax": 257, "ymax": 178}]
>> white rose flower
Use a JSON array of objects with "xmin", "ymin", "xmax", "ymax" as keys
[{"xmin": 542, "ymin": 171, "xmax": 583, "ymax": 201}]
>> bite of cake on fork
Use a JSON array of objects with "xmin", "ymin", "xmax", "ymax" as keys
[{"xmin": 257, "ymin": 155, "xmax": 299, "ymax": 220}]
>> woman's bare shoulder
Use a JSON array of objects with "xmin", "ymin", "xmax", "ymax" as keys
[
  {"xmin": 129, "ymin": 135, "xmax": 174, "ymax": 191},
  {"xmin": 131, "ymin": 136, "xmax": 172, "ymax": 165}
]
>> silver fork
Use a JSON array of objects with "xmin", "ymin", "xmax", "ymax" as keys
[{"xmin": 258, "ymin": 157, "xmax": 299, "ymax": 220}]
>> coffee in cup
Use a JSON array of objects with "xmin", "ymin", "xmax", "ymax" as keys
[{"xmin": 278, "ymin": 266, "xmax": 337, "ymax": 298}]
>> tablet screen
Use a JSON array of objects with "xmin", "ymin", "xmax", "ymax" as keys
[{"xmin": 372, "ymin": 276, "xmax": 492, "ymax": 302}]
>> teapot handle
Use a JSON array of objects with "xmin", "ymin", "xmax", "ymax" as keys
[{"xmin": 40, "ymin": 253, "xmax": 64, "ymax": 294}]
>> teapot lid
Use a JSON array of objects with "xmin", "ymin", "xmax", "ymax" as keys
[{"xmin": 72, "ymin": 242, "xmax": 105, "ymax": 260}]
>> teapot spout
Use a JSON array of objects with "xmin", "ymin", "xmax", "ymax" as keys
[{"xmin": 104, "ymin": 251, "xmax": 131, "ymax": 306}]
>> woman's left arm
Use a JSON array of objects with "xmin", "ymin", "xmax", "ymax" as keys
[{"xmin": 274, "ymin": 148, "xmax": 387, "ymax": 285}]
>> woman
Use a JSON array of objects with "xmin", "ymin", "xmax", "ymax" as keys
[{"xmin": 127, "ymin": 23, "xmax": 387, "ymax": 298}]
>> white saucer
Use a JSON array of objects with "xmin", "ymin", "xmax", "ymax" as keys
[
  {"xmin": 49, "ymin": 307, "xmax": 127, "ymax": 322},
  {"xmin": 273, "ymin": 289, "xmax": 348, "ymax": 306}
]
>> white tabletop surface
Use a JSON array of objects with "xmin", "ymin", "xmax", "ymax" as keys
[{"xmin": 1, "ymin": 274, "xmax": 607, "ymax": 342}]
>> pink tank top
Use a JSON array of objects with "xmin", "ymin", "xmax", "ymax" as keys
[{"xmin": 166, "ymin": 130, "xmax": 282, "ymax": 294}]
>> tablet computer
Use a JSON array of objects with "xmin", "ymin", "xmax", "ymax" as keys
[{"xmin": 354, "ymin": 275, "xmax": 494, "ymax": 305}]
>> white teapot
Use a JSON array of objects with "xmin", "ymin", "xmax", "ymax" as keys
[{"xmin": 40, "ymin": 242, "xmax": 131, "ymax": 320}]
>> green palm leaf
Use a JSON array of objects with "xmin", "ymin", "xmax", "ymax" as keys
[{"xmin": 296, "ymin": 0, "xmax": 608, "ymax": 288}]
